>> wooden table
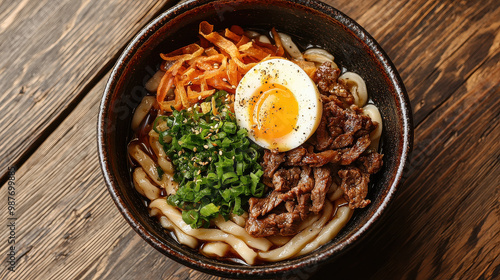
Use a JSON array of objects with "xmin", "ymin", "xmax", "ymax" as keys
[{"xmin": 1, "ymin": 0, "xmax": 498, "ymax": 279}]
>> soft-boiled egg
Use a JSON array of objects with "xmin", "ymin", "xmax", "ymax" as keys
[{"xmin": 235, "ymin": 58, "xmax": 322, "ymax": 152}]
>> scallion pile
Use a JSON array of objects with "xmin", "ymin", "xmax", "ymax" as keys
[{"xmin": 154, "ymin": 91, "xmax": 266, "ymax": 228}]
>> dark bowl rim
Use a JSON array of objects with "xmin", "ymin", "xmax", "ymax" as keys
[{"xmin": 97, "ymin": 0, "xmax": 413, "ymax": 277}]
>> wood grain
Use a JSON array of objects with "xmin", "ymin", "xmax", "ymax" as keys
[
  {"xmin": 0, "ymin": 0, "xmax": 499, "ymax": 279},
  {"xmin": 0, "ymin": 0, "xmax": 177, "ymax": 182}
]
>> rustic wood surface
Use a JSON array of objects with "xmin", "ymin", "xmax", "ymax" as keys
[
  {"xmin": 1, "ymin": 0, "xmax": 498, "ymax": 279},
  {"xmin": 0, "ymin": 0, "xmax": 177, "ymax": 182}
]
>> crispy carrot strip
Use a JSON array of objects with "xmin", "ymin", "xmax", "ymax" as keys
[
  {"xmin": 207, "ymin": 77, "xmax": 235, "ymax": 94},
  {"xmin": 236, "ymin": 35, "xmax": 250, "ymax": 47},
  {"xmin": 160, "ymin": 44, "xmax": 204, "ymax": 61},
  {"xmin": 226, "ymin": 59, "xmax": 238, "ymax": 87},
  {"xmin": 199, "ymin": 21, "xmax": 254, "ymax": 73},
  {"xmin": 224, "ymin": 28, "xmax": 241, "ymax": 42},
  {"xmin": 239, "ymin": 42, "xmax": 272, "ymax": 61},
  {"xmin": 271, "ymin": 28, "xmax": 285, "ymax": 57},
  {"xmin": 187, "ymin": 87, "xmax": 216, "ymax": 103},
  {"xmin": 157, "ymin": 72, "xmax": 174, "ymax": 103},
  {"xmin": 174, "ymin": 77, "xmax": 190, "ymax": 108},
  {"xmin": 204, "ymin": 47, "xmax": 219, "ymax": 56},
  {"xmin": 199, "ymin": 22, "xmax": 242, "ymax": 60}
]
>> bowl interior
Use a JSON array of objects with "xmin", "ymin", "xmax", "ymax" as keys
[{"xmin": 99, "ymin": 0, "xmax": 411, "ymax": 277}]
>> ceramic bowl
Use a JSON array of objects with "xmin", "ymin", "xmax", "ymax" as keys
[{"xmin": 98, "ymin": 0, "xmax": 413, "ymax": 278}]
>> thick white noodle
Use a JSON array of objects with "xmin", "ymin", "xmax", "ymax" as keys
[
  {"xmin": 298, "ymin": 203, "xmax": 353, "ymax": 256},
  {"xmin": 149, "ymin": 199, "xmax": 258, "ymax": 264},
  {"xmin": 201, "ymin": 242, "xmax": 231, "ymax": 258},
  {"xmin": 338, "ymin": 72, "xmax": 367, "ymax": 107},
  {"xmin": 145, "ymin": 70, "xmax": 166, "ymax": 92},
  {"xmin": 214, "ymin": 216, "xmax": 273, "ymax": 251},
  {"xmin": 128, "ymin": 143, "xmax": 176, "ymax": 192},
  {"xmin": 230, "ymin": 212, "xmax": 248, "ymax": 227},
  {"xmin": 362, "ymin": 104, "xmax": 383, "ymax": 150},
  {"xmin": 303, "ymin": 48, "xmax": 338, "ymax": 69},
  {"xmin": 131, "ymin": 96, "xmax": 155, "ymax": 130},
  {"xmin": 133, "ymin": 167, "xmax": 161, "ymax": 200},
  {"xmin": 328, "ymin": 184, "xmax": 344, "ymax": 202},
  {"xmin": 278, "ymin": 32, "xmax": 304, "ymax": 60},
  {"xmin": 297, "ymin": 211, "xmax": 321, "ymax": 231},
  {"xmin": 150, "ymin": 137, "xmax": 175, "ymax": 174},
  {"xmin": 266, "ymin": 236, "xmax": 291, "ymax": 247},
  {"xmin": 257, "ymin": 201, "xmax": 333, "ymax": 261},
  {"xmin": 150, "ymin": 210, "xmax": 198, "ymax": 248}
]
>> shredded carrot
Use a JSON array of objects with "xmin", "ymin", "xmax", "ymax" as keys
[
  {"xmin": 271, "ymin": 28, "xmax": 284, "ymax": 57},
  {"xmin": 224, "ymin": 28, "xmax": 241, "ymax": 42},
  {"xmin": 156, "ymin": 21, "xmax": 300, "ymax": 112}
]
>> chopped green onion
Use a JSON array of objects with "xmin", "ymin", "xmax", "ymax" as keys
[{"xmin": 154, "ymin": 91, "xmax": 265, "ymax": 228}]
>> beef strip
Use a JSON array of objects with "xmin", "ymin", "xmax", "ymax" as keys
[
  {"xmin": 311, "ymin": 167, "xmax": 331, "ymax": 213},
  {"xmin": 283, "ymin": 147, "xmax": 340, "ymax": 167},
  {"xmin": 285, "ymin": 146, "xmax": 307, "ymax": 165},
  {"xmin": 248, "ymin": 191, "xmax": 283, "ymax": 218},
  {"xmin": 262, "ymin": 149, "xmax": 286, "ymax": 178},
  {"xmin": 338, "ymin": 167, "xmax": 371, "ymax": 209},
  {"xmin": 313, "ymin": 62, "xmax": 354, "ymax": 106},
  {"xmin": 341, "ymin": 134, "xmax": 371, "ymax": 165},
  {"xmin": 272, "ymin": 167, "xmax": 301, "ymax": 192},
  {"xmin": 245, "ymin": 212, "xmax": 302, "ymax": 237},
  {"xmin": 358, "ymin": 153, "xmax": 384, "ymax": 174},
  {"xmin": 296, "ymin": 193, "xmax": 312, "ymax": 219},
  {"xmin": 281, "ymin": 166, "xmax": 314, "ymax": 201},
  {"xmin": 302, "ymin": 150, "xmax": 341, "ymax": 167},
  {"xmin": 319, "ymin": 101, "xmax": 377, "ymax": 151},
  {"xmin": 246, "ymin": 166, "xmax": 314, "ymax": 237},
  {"xmin": 316, "ymin": 114, "xmax": 333, "ymax": 150}
]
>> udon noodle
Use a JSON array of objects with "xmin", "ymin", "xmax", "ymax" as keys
[{"xmin": 128, "ymin": 22, "xmax": 383, "ymax": 265}]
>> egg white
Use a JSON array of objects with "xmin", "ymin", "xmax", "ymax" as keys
[{"xmin": 234, "ymin": 58, "xmax": 322, "ymax": 151}]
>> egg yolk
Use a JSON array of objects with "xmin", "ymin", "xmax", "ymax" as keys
[{"xmin": 247, "ymin": 83, "xmax": 299, "ymax": 144}]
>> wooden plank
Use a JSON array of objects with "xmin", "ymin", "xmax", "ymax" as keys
[
  {"xmin": 1, "ymin": 0, "xmax": 499, "ymax": 280},
  {"xmin": 0, "ymin": 0, "xmax": 177, "ymax": 181}
]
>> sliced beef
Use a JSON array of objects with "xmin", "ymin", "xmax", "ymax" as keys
[
  {"xmin": 311, "ymin": 167, "xmax": 331, "ymax": 213},
  {"xmin": 296, "ymin": 193, "xmax": 311, "ymax": 219},
  {"xmin": 313, "ymin": 62, "xmax": 354, "ymax": 105},
  {"xmin": 341, "ymin": 134, "xmax": 371, "ymax": 165},
  {"xmin": 302, "ymin": 150, "xmax": 341, "ymax": 167},
  {"xmin": 316, "ymin": 114, "xmax": 333, "ymax": 150},
  {"xmin": 245, "ymin": 212, "xmax": 301, "ymax": 237},
  {"xmin": 319, "ymin": 102, "xmax": 377, "ymax": 151},
  {"xmin": 338, "ymin": 167, "xmax": 371, "ymax": 209},
  {"xmin": 272, "ymin": 167, "xmax": 301, "ymax": 192},
  {"xmin": 283, "ymin": 147, "xmax": 340, "ymax": 167},
  {"xmin": 281, "ymin": 166, "xmax": 314, "ymax": 201},
  {"xmin": 262, "ymin": 149, "xmax": 286, "ymax": 178},
  {"xmin": 358, "ymin": 153, "xmax": 384, "ymax": 174},
  {"xmin": 246, "ymin": 166, "xmax": 314, "ymax": 237},
  {"xmin": 285, "ymin": 146, "xmax": 307, "ymax": 165},
  {"xmin": 248, "ymin": 191, "xmax": 283, "ymax": 218}
]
